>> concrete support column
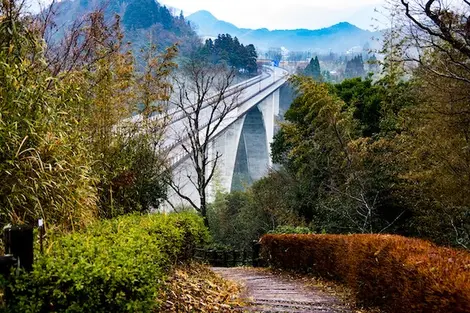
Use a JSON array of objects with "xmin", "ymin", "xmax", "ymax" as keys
[
  {"xmin": 257, "ymin": 89, "xmax": 280, "ymax": 167},
  {"xmin": 208, "ymin": 116, "xmax": 246, "ymax": 198}
]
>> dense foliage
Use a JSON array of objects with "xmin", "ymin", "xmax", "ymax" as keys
[
  {"xmin": 123, "ymin": 0, "xmax": 173, "ymax": 30},
  {"xmin": 0, "ymin": 2, "xmax": 175, "ymax": 229},
  {"xmin": 199, "ymin": 34, "xmax": 258, "ymax": 74},
  {"xmin": 264, "ymin": 0, "xmax": 470, "ymax": 248},
  {"xmin": 301, "ymin": 56, "xmax": 322, "ymax": 80},
  {"xmin": 0, "ymin": 5, "xmax": 97, "ymax": 228},
  {"xmin": 207, "ymin": 191, "xmax": 269, "ymax": 250},
  {"xmin": 344, "ymin": 55, "xmax": 365, "ymax": 79},
  {"xmin": 213, "ymin": 39, "xmax": 469, "ymax": 249},
  {"xmin": 261, "ymin": 234, "xmax": 470, "ymax": 313},
  {"xmin": 2, "ymin": 213, "xmax": 209, "ymax": 312}
]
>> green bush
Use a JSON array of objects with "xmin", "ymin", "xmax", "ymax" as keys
[
  {"xmin": 2, "ymin": 213, "xmax": 209, "ymax": 312},
  {"xmin": 207, "ymin": 191, "xmax": 270, "ymax": 250}
]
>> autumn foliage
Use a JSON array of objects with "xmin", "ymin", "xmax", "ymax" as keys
[{"xmin": 260, "ymin": 234, "xmax": 470, "ymax": 313}]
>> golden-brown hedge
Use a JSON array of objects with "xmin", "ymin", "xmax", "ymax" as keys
[{"xmin": 260, "ymin": 234, "xmax": 470, "ymax": 313}]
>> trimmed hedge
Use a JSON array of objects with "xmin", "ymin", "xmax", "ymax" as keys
[
  {"xmin": 260, "ymin": 234, "xmax": 470, "ymax": 313},
  {"xmin": 2, "ymin": 212, "xmax": 209, "ymax": 312}
]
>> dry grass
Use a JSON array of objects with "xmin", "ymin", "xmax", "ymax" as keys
[{"xmin": 160, "ymin": 262, "xmax": 245, "ymax": 312}]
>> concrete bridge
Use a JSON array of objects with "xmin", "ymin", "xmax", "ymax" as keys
[{"xmin": 167, "ymin": 66, "xmax": 290, "ymax": 208}]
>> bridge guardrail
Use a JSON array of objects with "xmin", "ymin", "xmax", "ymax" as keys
[
  {"xmin": 166, "ymin": 70, "xmax": 271, "ymax": 124},
  {"xmin": 168, "ymin": 68, "xmax": 288, "ymax": 167},
  {"xmin": 126, "ymin": 69, "xmax": 270, "ymax": 126}
]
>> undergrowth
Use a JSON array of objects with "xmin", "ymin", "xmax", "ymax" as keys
[{"xmin": 161, "ymin": 262, "xmax": 243, "ymax": 312}]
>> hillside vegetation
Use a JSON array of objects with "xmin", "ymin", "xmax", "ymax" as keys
[
  {"xmin": 48, "ymin": 0, "xmax": 200, "ymax": 56},
  {"xmin": 0, "ymin": 0, "xmax": 182, "ymax": 229}
]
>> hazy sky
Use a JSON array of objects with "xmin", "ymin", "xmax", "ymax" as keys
[
  {"xmin": 26, "ymin": 0, "xmax": 387, "ymax": 31},
  {"xmin": 159, "ymin": 0, "xmax": 386, "ymax": 30}
]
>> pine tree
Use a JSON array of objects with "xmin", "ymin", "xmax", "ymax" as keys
[
  {"xmin": 303, "ymin": 56, "xmax": 322, "ymax": 81},
  {"xmin": 200, "ymin": 34, "xmax": 258, "ymax": 74},
  {"xmin": 345, "ymin": 55, "xmax": 365, "ymax": 79}
]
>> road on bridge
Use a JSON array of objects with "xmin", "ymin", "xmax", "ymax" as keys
[{"xmin": 166, "ymin": 66, "xmax": 288, "ymax": 166}]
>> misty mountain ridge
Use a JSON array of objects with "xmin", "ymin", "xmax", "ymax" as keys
[{"xmin": 187, "ymin": 10, "xmax": 381, "ymax": 53}]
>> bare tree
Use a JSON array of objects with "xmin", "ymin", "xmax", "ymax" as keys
[
  {"xmin": 168, "ymin": 59, "xmax": 242, "ymax": 226},
  {"xmin": 398, "ymin": 0, "xmax": 470, "ymax": 83}
]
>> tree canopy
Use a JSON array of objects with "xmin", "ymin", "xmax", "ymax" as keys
[
  {"xmin": 199, "ymin": 34, "xmax": 258, "ymax": 74},
  {"xmin": 302, "ymin": 56, "xmax": 322, "ymax": 80},
  {"xmin": 345, "ymin": 55, "xmax": 365, "ymax": 79}
]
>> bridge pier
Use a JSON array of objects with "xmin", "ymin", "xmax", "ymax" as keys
[
  {"xmin": 207, "ymin": 116, "xmax": 246, "ymax": 199},
  {"xmin": 257, "ymin": 89, "xmax": 280, "ymax": 167},
  {"xmin": 167, "ymin": 67, "xmax": 288, "ymax": 210}
]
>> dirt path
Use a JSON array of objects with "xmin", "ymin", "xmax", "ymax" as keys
[{"xmin": 212, "ymin": 267, "xmax": 352, "ymax": 313}]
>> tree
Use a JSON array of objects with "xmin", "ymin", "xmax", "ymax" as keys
[
  {"xmin": 399, "ymin": 0, "xmax": 470, "ymax": 84},
  {"xmin": 0, "ymin": 1, "xmax": 97, "ymax": 229},
  {"xmin": 266, "ymin": 48, "xmax": 282, "ymax": 65},
  {"xmin": 392, "ymin": 0, "xmax": 470, "ymax": 247},
  {"xmin": 0, "ymin": 0, "xmax": 179, "ymax": 229},
  {"xmin": 169, "ymin": 60, "xmax": 242, "ymax": 226},
  {"xmin": 333, "ymin": 77, "xmax": 384, "ymax": 137},
  {"xmin": 271, "ymin": 75, "xmax": 410, "ymax": 234},
  {"xmin": 303, "ymin": 56, "xmax": 322, "ymax": 80},
  {"xmin": 122, "ymin": 0, "xmax": 159, "ymax": 30},
  {"xmin": 345, "ymin": 55, "xmax": 366, "ymax": 78},
  {"xmin": 367, "ymin": 54, "xmax": 380, "ymax": 74},
  {"xmin": 243, "ymin": 44, "xmax": 258, "ymax": 74},
  {"xmin": 93, "ymin": 42, "xmax": 178, "ymax": 219},
  {"xmin": 200, "ymin": 34, "xmax": 258, "ymax": 74}
]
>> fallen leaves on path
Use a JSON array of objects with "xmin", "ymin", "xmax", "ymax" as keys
[{"xmin": 160, "ymin": 262, "xmax": 245, "ymax": 312}]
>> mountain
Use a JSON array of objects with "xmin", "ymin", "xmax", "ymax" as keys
[
  {"xmin": 187, "ymin": 10, "xmax": 241, "ymax": 37},
  {"xmin": 187, "ymin": 10, "xmax": 381, "ymax": 53},
  {"xmin": 49, "ymin": 0, "xmax": 201, "ymax": 56}
]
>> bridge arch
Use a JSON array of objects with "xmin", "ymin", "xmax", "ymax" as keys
[{"xmin": 231, "ymin": 105, "xmax": 269, "ymax": 192}]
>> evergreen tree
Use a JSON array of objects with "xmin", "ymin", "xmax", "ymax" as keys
[
  {"xmin": 159, "ymin": 6, "xmax": 173, "ymax": 30},
  {"xmin": 303, "ymin": 56, "xmax": 322, "ymax": 80},
  {"xmin": 199, "ymin": 34, "xmax": 258, "ymax": 74},
  {"xmin": 244, "ymin": 44, "xmax": 258, "ymax": 74},
  {"xmin": 367, "ymin": 54, "xmax": 380, "ymax": 74},
  {"xmin": 345, "ymin": 55, "xmax": 365, "ymax": 78},
  {"xmin": 123, "ymin": 0, "xmax": 159, "ymax": 29}
]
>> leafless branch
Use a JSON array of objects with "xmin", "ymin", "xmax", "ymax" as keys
[{"xmin": 168, "ymin": 60, "xmax": 242, "ymax": 225}]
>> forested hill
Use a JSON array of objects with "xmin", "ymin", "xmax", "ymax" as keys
[
  {"xmin": 187, "ymin": 10, "xmax": 381, "ymax": 53},
  {"xmin": 49, "ymin": 0, "xmax": 200, "ymax": 56}
]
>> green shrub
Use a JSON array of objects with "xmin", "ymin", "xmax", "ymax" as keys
[
  {"xmin": 261, "ymin": 234, "xmax": 470, "ymax": 313},
  {"xmin": 268, "ymin": 225, "xmax": 313, "ymax": 234},
  {"xmin": 208, "ymin": 191, "xmax": 269, "ymax": 250},
  {"xmin": 2, "ymin": 213, "xmax": 209, "ymax": 312}
]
